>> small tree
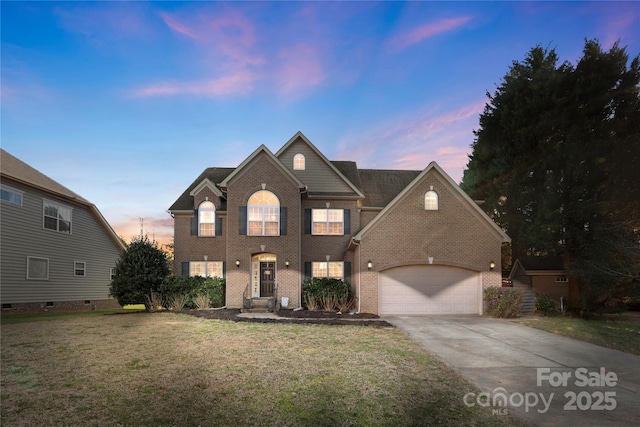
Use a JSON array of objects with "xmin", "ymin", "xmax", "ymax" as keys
[{"xmin": 110, "ymin": 235, "xmax": 170, "ymax": 309}]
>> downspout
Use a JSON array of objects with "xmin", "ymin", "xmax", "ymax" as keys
[{"xmin": 351, "ymin": 238, "xmax": 362, "ymax": 314}]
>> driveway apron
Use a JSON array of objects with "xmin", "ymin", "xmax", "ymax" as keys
[{"xmin": 384, "ymin": 315, "xmax": 639, "ymax": 427}]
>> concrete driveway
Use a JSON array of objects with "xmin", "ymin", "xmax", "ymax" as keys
[{"xmin": 384, "ymin": 315, "xmax": 639, "ymax": 427}]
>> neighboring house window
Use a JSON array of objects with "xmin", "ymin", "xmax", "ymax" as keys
[
  {"xmin": 312, "ymin": 262, "xmax": 344, "ymax": 279},
  {"xmin": 1, "ymin": 185, "xmax": 23, "ymax": 206},
  {"xmin": 198, "ymin": 201, "xmax": 216, "ymax": 236},
  {"xmin": 110, "ymin": 267, "xmax": 116, "ymax": 281},
  {"xmin": 248, "ymin": 190, "xmax": 280, "ymax": 236},
  {"xmin": 293, "ymin": 153, "xmax": 305, "ymax": 170},
  {"xmin": 425, "ymin": 191, "xmax": 438, "ymax": 210},
  {"xmin": 43, "ymin": 200, "xmax": 72, "ymax": 233},
  {"xmin": 312, "ymin": 209, "xmax": 344, "ymax": 235},
  {"xmin": 74, "ymin": 261, "xmax": 86, "ymax": 277},
  {"xmin": 189, "ymin": 261, "xmax": 224, "ymax": 278},
  {"xmin": 27, "ymin": 257, "xmax": 49, "ymax": 280},
  {"xmin": 556, "ymin": 276, "xmax": 568, "ymax": 283}
]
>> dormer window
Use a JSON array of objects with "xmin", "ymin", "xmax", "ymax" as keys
[
  {"xmin": 198, "ymin": 201, "xmax": 216, "ymax": 236},
  {"xmin": 425, "ymin": 190, "xmax": 438, "ymax": 210},
  {"xmin": 293, "ymin": 153, "xmax": 305, "ymax": 170}
]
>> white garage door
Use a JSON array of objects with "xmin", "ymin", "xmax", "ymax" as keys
[{"xmin": 379, "ymin": 265, "xmax": 480, "ymax": 315}]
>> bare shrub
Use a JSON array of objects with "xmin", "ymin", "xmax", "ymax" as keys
[
  {"xmin": 145, "ymin": 291, "xmax": 164, "ymax": 312},
  {"xmin": 168, "ymin": 294, "xmax": 188, "ymax": 311},
  {"xmin": 338, "ymin": 297, "xmax": 355, "ymax": 313},
  {"xmin": 321, "ymin": 294, "xmax": 338, "ymax": 311},
  {"xmin": 305, "ymin": 295, "xmax": 318, "ymax": 311},
  {"xmin": 193, "ymin": 295, "xmax": 211, "ymax": 310}
]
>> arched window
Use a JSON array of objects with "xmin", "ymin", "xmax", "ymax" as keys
[
  {"xmin": 248, "ymin": 190, "xmax": 280, "ymax": 236},
  {"xmin": 293, "ymin": 153, "xmax": 305, "ymax": 170},
  {"xmin": 198, "ymin": 201, "xmax": 215, "ymax": 236},
  {"xmin": 424, "ymin": 191, "xmax": 438, "ymax": 210}
]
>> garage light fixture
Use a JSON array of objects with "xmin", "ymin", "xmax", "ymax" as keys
[
  {"xmin": 235, "ymin": 259, "xmax": 241, "ymax": 268},
  {"xmin": 285, "ymin": 260, "xmax": 290, "ymax": 268},
  {"xmin": 490, "ymin": 261, "xmax": 496, "ymax": 271},
  {"xmin": 367, "ymin": 260, "xmax": 373, "ymax": 270}
]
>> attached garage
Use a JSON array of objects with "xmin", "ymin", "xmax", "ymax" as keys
[{"xmin": 379, "ymin": 265, "xmax": 481, "ymax": 315}]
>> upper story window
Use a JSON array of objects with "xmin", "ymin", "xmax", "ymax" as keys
[
  {"xmin": 248, "ymin": 190, "xmax": 280, "ymax": 236},
  {"xmin": 198, "ymin": 201, "xmax": 216, "ymax": 236},
  {"xmin": 43, "ymin": 200, "xmax": 72, "ymax": 233},
  {"xmin": 293, "ymin": 153, "xmax": 305, "ymax": 170},
  {"xmin": 312, "ymin": 209, "xmax": 344, "ymax": 235},
  {"xmin": 425, "ymin": 190, "xmax": 438, "ymax": 210},
  {"xmin": 1, "ymin": 185, "xmax": 23, "ymax": 206}
]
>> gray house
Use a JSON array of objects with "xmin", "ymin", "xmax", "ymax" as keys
[{"xmin": 0, "ymin": 149, "xmax": 125, "ymax": 312}]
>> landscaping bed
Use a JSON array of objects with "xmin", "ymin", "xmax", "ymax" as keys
[{"xmin": 182, "ymin": 308, "xmax": 392, "ymax": 327}]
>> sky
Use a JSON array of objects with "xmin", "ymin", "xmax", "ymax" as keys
[{"xmin": 2, "ymin": 1, "xmax": 638, "ymax": 248}]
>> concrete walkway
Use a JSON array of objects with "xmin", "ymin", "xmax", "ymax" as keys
[{"xmin": 384, "ymin": 315, "xmax": 639, "ymax": 427}]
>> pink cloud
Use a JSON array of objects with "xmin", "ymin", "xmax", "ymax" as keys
[
  {"xmin": 388, "ymin": 16, "xmax": 472, "ymax": 51},
  {"xmin": 275, "ymin": 43, "xmax": 325, "ymax": 94},
  {"xmin": 131, "ymin": 70, "xmax": 259, "ymax": 97}
]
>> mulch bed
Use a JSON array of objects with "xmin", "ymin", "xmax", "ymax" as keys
[{"xmin": 181, "ymin": 308, "xmax": 393, "ymax": 327}]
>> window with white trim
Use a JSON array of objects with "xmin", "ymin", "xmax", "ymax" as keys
[
  {"xmin": 425, "ymin": 191, "xmax": 438, "ymax": 210},
  {"xmin": 74, "ymin": 261, "xmax": 86, "ymax": 277},
  {"xmin": 1, "ymin": 185, "xmax": 23, "ymax": 206},
  {"xmin": 312, "ymin": 209, "xmax": 344, "ymax": 235},
  {"xmin": 248, "ymin": 191, "xmax": 280, "ymax": 236},
  {"xmin": 312, "ymin": 262, "xmax": 344, "ymax": 279},
  {"xmin": 27, "ymin": 257, "xmax": 49, "ymax": 280},
  {"xmin": 43, "ymin": 200, "xmax": 72, "ymax": 233},
  {"xmin": 110, "ymin": 267, "xmax": 116, "ymax": 281},
  {"xmin": 293, "ymin": 153, "xmax": 305, "ymax": 170},
  {"xmin": 189, "ymin": 261, "xmax": 224, "ymax": 278},
  {"xmin": 198, "ymin": 201, "xmax": 216, "ymax": 236}
]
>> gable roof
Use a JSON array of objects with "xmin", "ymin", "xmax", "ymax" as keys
[
  {"xmin": 509, "ymin": 256, "xmax": 565, "ymax": 279},
  {"xmin": 169, "ymin": 167, "xmax": 234, "ymax": 212},
  {"xmin": 0, "ymin": 149, "xmax": 125, "ymax": 251},
  {"xmin": 358, "ymin": 169, "xmax": 421, "ymax": 207},
  {"xmin": 353, "ymin": 161, "xmax": 511, "ymax": 243},
  {"xmin": 276, "ymin": 132, "xmax": 365, "ymax": 199},
  {"xmin": 219, "ymin": 144, "xmax": 306, "ymax": 190}
]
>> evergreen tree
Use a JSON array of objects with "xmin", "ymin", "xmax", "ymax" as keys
[
  {"xmin": 463, "ymin": 39, "xmax": 640, "ymax": 311},
  {"xmin": 109, "ymin": 235, "xmax": 170, "ymax": 308}
]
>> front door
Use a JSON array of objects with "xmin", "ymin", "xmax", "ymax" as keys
[{"xmin": 260, "ymin": 262, "xmax": 275, "ymax": 297}]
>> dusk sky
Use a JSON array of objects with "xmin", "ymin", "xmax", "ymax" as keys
[{"xmin": 2, "ymin": 1, "xmax": 638, "ymax": 247}]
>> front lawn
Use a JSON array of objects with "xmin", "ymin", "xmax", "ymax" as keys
[
  {"xmin": 518, "ymin": 315, "xmax": 640, "ymax": 356},
  {"xmin": 1, "ymin": 312, "xmax": 529, "ymax": 427}
]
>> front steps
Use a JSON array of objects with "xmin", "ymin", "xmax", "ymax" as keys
[
  {"xmin": 242, "ymin": 297, "xmax": 276, "ymax": 313},
  {"xmin": 513, "ymin": 280, "xmax": 536, "ymax": 314}
]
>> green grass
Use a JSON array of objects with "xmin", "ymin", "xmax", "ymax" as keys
[
  {"xmin": 1, "ymin": 312, "xmax": 530, "ymax": 427},
  {"xmin": 518, "ymin": 315, "xmax": 640, "ymax": 355}
]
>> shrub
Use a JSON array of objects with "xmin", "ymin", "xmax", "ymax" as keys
[
  {"xmin": 304, "ymin": 295, "xmax": 318, "ymax": 311},
  {"xmin": 167, "ymin": 294, "xmax": 188, "ymax": 311},
  {"xmin": 160, "ymin": 276, "xmax": 225, "ymax": 309},
  {"xmin": 109, "ymin": 236, "xmax": 170, "ymax": 308},
  {"xmin": 536, "ymin": 294, "xmax": 559, "ymax": 316},
  {"xmin": 302, "ymin": 278, "xmax": 351, "ymax": 311},
  {"xmin": 484, "ymin": 286, "xmax": 523, "ymax": 318},
  {"xmin": 193, "ymin": 295, "xmax": 211, "ymax": 310}
]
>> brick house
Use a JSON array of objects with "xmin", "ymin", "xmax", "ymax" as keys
[{"xmin": 168, "ymin": 132, "xmax": 510, "ymax": 315}]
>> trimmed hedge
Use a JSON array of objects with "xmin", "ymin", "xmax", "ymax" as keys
[
  {"xmin": 160, "ymin": 276, "xmax": 225, "ymax": 309},
  {"xmin": 302, "ymin": 278, "xmax": 352, "ymax": 310}
]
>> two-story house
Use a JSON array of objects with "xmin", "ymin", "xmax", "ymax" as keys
[
  {"xmin": 169, "ymin": 132, "xmax": 510, "ymax": 315},
  {"xmin": 0, "ymin": 149, "xmax": 125, "ymax": 312}
]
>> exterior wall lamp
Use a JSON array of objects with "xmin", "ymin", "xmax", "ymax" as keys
[
  {"xmin": 367, "ymin": 260, "xmax": 373, "ymax": 270},
  {"xmin": 490, "ymin": 261, "xmax": 496, "ymax": 271},
  {"xmin": 285, "ymin": 260, "xmax": 290, "ymax": 268},
  {"xmin": 235, "ymin": 259, "xmax": 241, "ymax": 268}
]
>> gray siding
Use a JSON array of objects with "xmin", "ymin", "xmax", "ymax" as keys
[
  {"xmin": 0, "ymin": 178, "xmax": 122, "ymax": 304},
  {"xmin": 278, "ymin": 138, "xmax": 355, "ymax": 194}
]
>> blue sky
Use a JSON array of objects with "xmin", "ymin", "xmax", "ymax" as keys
[{"xmin": 2, "ymin": 1, "xmax": 638, "ymax": 246}]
